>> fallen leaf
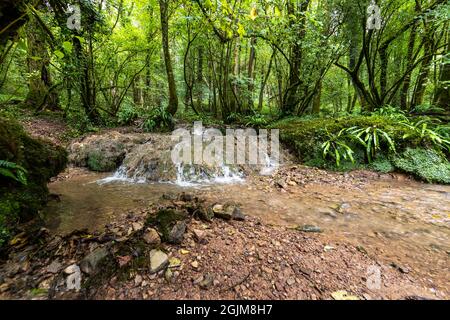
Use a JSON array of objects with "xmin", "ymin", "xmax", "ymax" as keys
[{"xmin": 331, "ymin": 290, "xmax": 359, "ymax": 300}]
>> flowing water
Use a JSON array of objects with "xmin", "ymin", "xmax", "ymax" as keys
[{"xmin": 44, "ymin": 165, "xmax": 450, "ymax": 293}]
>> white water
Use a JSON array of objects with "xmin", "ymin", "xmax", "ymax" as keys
[{"xmin": 174, "ymin": 163, "xmax": 245, "ymax": 187}]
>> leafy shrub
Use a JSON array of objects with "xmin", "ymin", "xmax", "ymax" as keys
[
  {"xmin": 372, "ymin": 105, "xmax": 408, "ymax": 121},
  {"xmin": 117, "ymin": 103, "xmax": 139, "ymax": 125},
  {"xmin": 142, "ymin": 106, "xmax": 174, "ymax": 132},
  {"xmin": 244, "ymin": 114, "xmax": 270, "ymax": 127},
  {"xmin": 393, "ymin": 148, "xmax": 450, "ymax": 184},
  {"xmin": 402, "ymin": 119, "xmax": 450, "ymax": 152}
]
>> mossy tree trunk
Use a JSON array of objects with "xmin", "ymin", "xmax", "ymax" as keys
[{"xmin": 25, "ymin": 15, "xmax": 59, "ymax": 111}]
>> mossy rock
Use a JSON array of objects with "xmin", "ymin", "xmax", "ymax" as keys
[
  {"xmin": 271, "ymin": 115, "xmax": 421, "ymax": 170},
  {"xmin": 0, "ymin": 117, "xmax": 67, "ymax": 247},
  {"xmin": 145, "ymin": 209, "xmax": 188, "ymax": 243},
  {"xmin": 86, "ymin": 150, "xmax": 120, "ymax": 172}
]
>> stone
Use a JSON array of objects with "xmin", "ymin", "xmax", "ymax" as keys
[
  {"xmin": 134, "ymin": 274, "xmax": 143, "ymax": 286},
  {"xmin": 212, "ymin": 203, "xmax": 242, "ymax": 220},
  {"xmin": 232, "ymin": 207, "xmax": 246, "ymax": 221},
  {"xmin": 199, "ymin": 207, "xmax": 214, "ymax": 222},
  {"xmin": 286, "ymin": 278, "xmax": 296, "ymax": 286},
  {"xmin": 198, "ymin": 274, "xmax": 214, "ymax": 290},
  {"xmin": 296, "ymin": 225, "xmax": 322, "ymax": 233},
  {"xmin": 192, "ymin": 229, "xmax": 207, "ymax": 244},
  {"xmin": 46, "ymin": 260, "xmax": 62, "ymax": 274},
  {"xmin": 149, "ymin": 249, "xmax": 169, "ymax": 274},
  {"xmin": 168, "ymin": 221, "xmax": 187, "ymax": 244},
  {"xmin": 165, "ymin": 268, "xmax": 173, "ymax": 282},
  {"xmin": 143, "ymin": 228, "xmax": 161, "ymax": 245},
  {"xmin": 132, "ymin": 222, "xmax": 143, "ymax": 231},
  {"xmin": 191, "ymin": 260, "xmax": 199, "ymax": 269},
  {"xmin": 80, "ymin": 247, "xmax": 110, "ymax": 274}
]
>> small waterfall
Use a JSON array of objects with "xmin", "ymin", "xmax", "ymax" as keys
[
  {"xmin": 259, "ymin": 153, "xmax": 279, "ymax": 176},
  {"xmin": 96, "ymin": 165, "xmax": 147, "ymax": 185},
  {"xmin": 174, "ymin": 163, "xmax": 244, "ymax": 187}
]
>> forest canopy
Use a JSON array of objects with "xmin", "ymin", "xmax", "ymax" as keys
[{"xmin": 0, "ymin": 0, "xmax": 448, "ymax": 122}]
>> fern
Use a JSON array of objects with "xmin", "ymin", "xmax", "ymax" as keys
[
  {"xmin": 346, "ymin": 125, "xmax": 396, "ymax": 162},
  {"xmin": 0, "ymin": 160, "xmax": 28, "ymax": 185},
  {"xmin": 321, "ymin": 129, "xmax": 355, "ymax": 167}
]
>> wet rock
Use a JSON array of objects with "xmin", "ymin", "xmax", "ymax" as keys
[
  {"xmin": 149, "ymin": 249, "xmax": 169, "ymax": 274},
  {"xmin": 168, "ymin": 221, "xmax": 187, "ymax": 244},
  {"xmin": 68, "ymin": 131, "xmax": 149, "ymax": 172},
  {"xmin": 296, "ymin": 225, "xmax": 322, "ymax": 233},
  {"xmin": 142, "ymin": 228, "xmax": 161, "ymax": 246},
  {"xmin": 80, "ymin": 247, "xmax": 110, "ymax": 274}
]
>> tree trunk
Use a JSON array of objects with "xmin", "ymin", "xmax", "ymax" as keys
[
  {"xmin": 433, "ymin": 38, "xmax": 449, "ymax": 111},
  {"xmin": 25, "ymin": 16, "xmax": 59, "ymax": 111},
  {"xmin": 159, "ymin": 0, "xmax": 178, "ymax": 115},
  {"xmin": 246, "ymin": 37, "xmax": 256, "ymax": 112},
  {"xmin": 283, "ymin": 0, "xmax": 309, "ymax": 115}
]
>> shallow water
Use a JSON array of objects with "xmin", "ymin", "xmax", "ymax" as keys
[{"xmin": 44, "ymin": 170, "xmax": 450, "ymax": 292}]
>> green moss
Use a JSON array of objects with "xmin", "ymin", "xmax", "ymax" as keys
[
  {"xmin": 0, "ymin": 117, "xmax": 67, "ymax": 248},
  {"xmin": 87, "ymin": 150, "xmax": 118, "ymax": 172},
  {"xmin": 392, "ymin": 148, "xmax": 450, "ymax": 184}
]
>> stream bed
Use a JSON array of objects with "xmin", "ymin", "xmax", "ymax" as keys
[{"xmin": 43, "ymin": 168, "xmax": 450, "ymax": 293}]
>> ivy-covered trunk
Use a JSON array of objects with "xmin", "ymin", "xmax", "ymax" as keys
[{"xmin": 25, "ymin": 16, "xmax": 59, "ymax": 111}]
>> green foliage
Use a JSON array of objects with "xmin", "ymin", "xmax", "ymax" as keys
[
  {"xmin": 0, "ymin": 160, "xmax": 28, "ymax": 185},
  {"xmin": 411, "ymin": 104, "xmax": 446, "ymax": 114},
  {"xmin": 117, "ymin": 103, "xmax": 139, "ymax": 125},
  {"xmin": 244, "ymin": 113, "xmax": 270, "ymax": 127},
  {"xmin": 372, "ymin": 105, "xmax": 408, "ymax": 121},
  {"xmin": 273, "ymin": 115, "xmax": 404, "ymax": 165},
  {"xmin": 347, "ymin": 125, "xmax": 396, "ymax": 162},
  {"xmin": 370, "ymin": 155, "xmax": 395, "ymax": 173},
  {"xmin": 141, "ymin": 106, "xmax": 174, "ymax": 132},
  {"xmin": 393, "ymin": 148, "xmax": 450, "ymax": 184},
  {"xmin": 321, "ymin": 129, "xmax": 355, "ymax": 167},
  {"xmin": 401, "ymin": 119, "xmax": 450, "ymax": 152}
]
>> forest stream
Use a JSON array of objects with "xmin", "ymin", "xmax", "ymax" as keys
[{"xmin": 43, "ymin": 154, "xmax": 450, "ymax": 297}]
